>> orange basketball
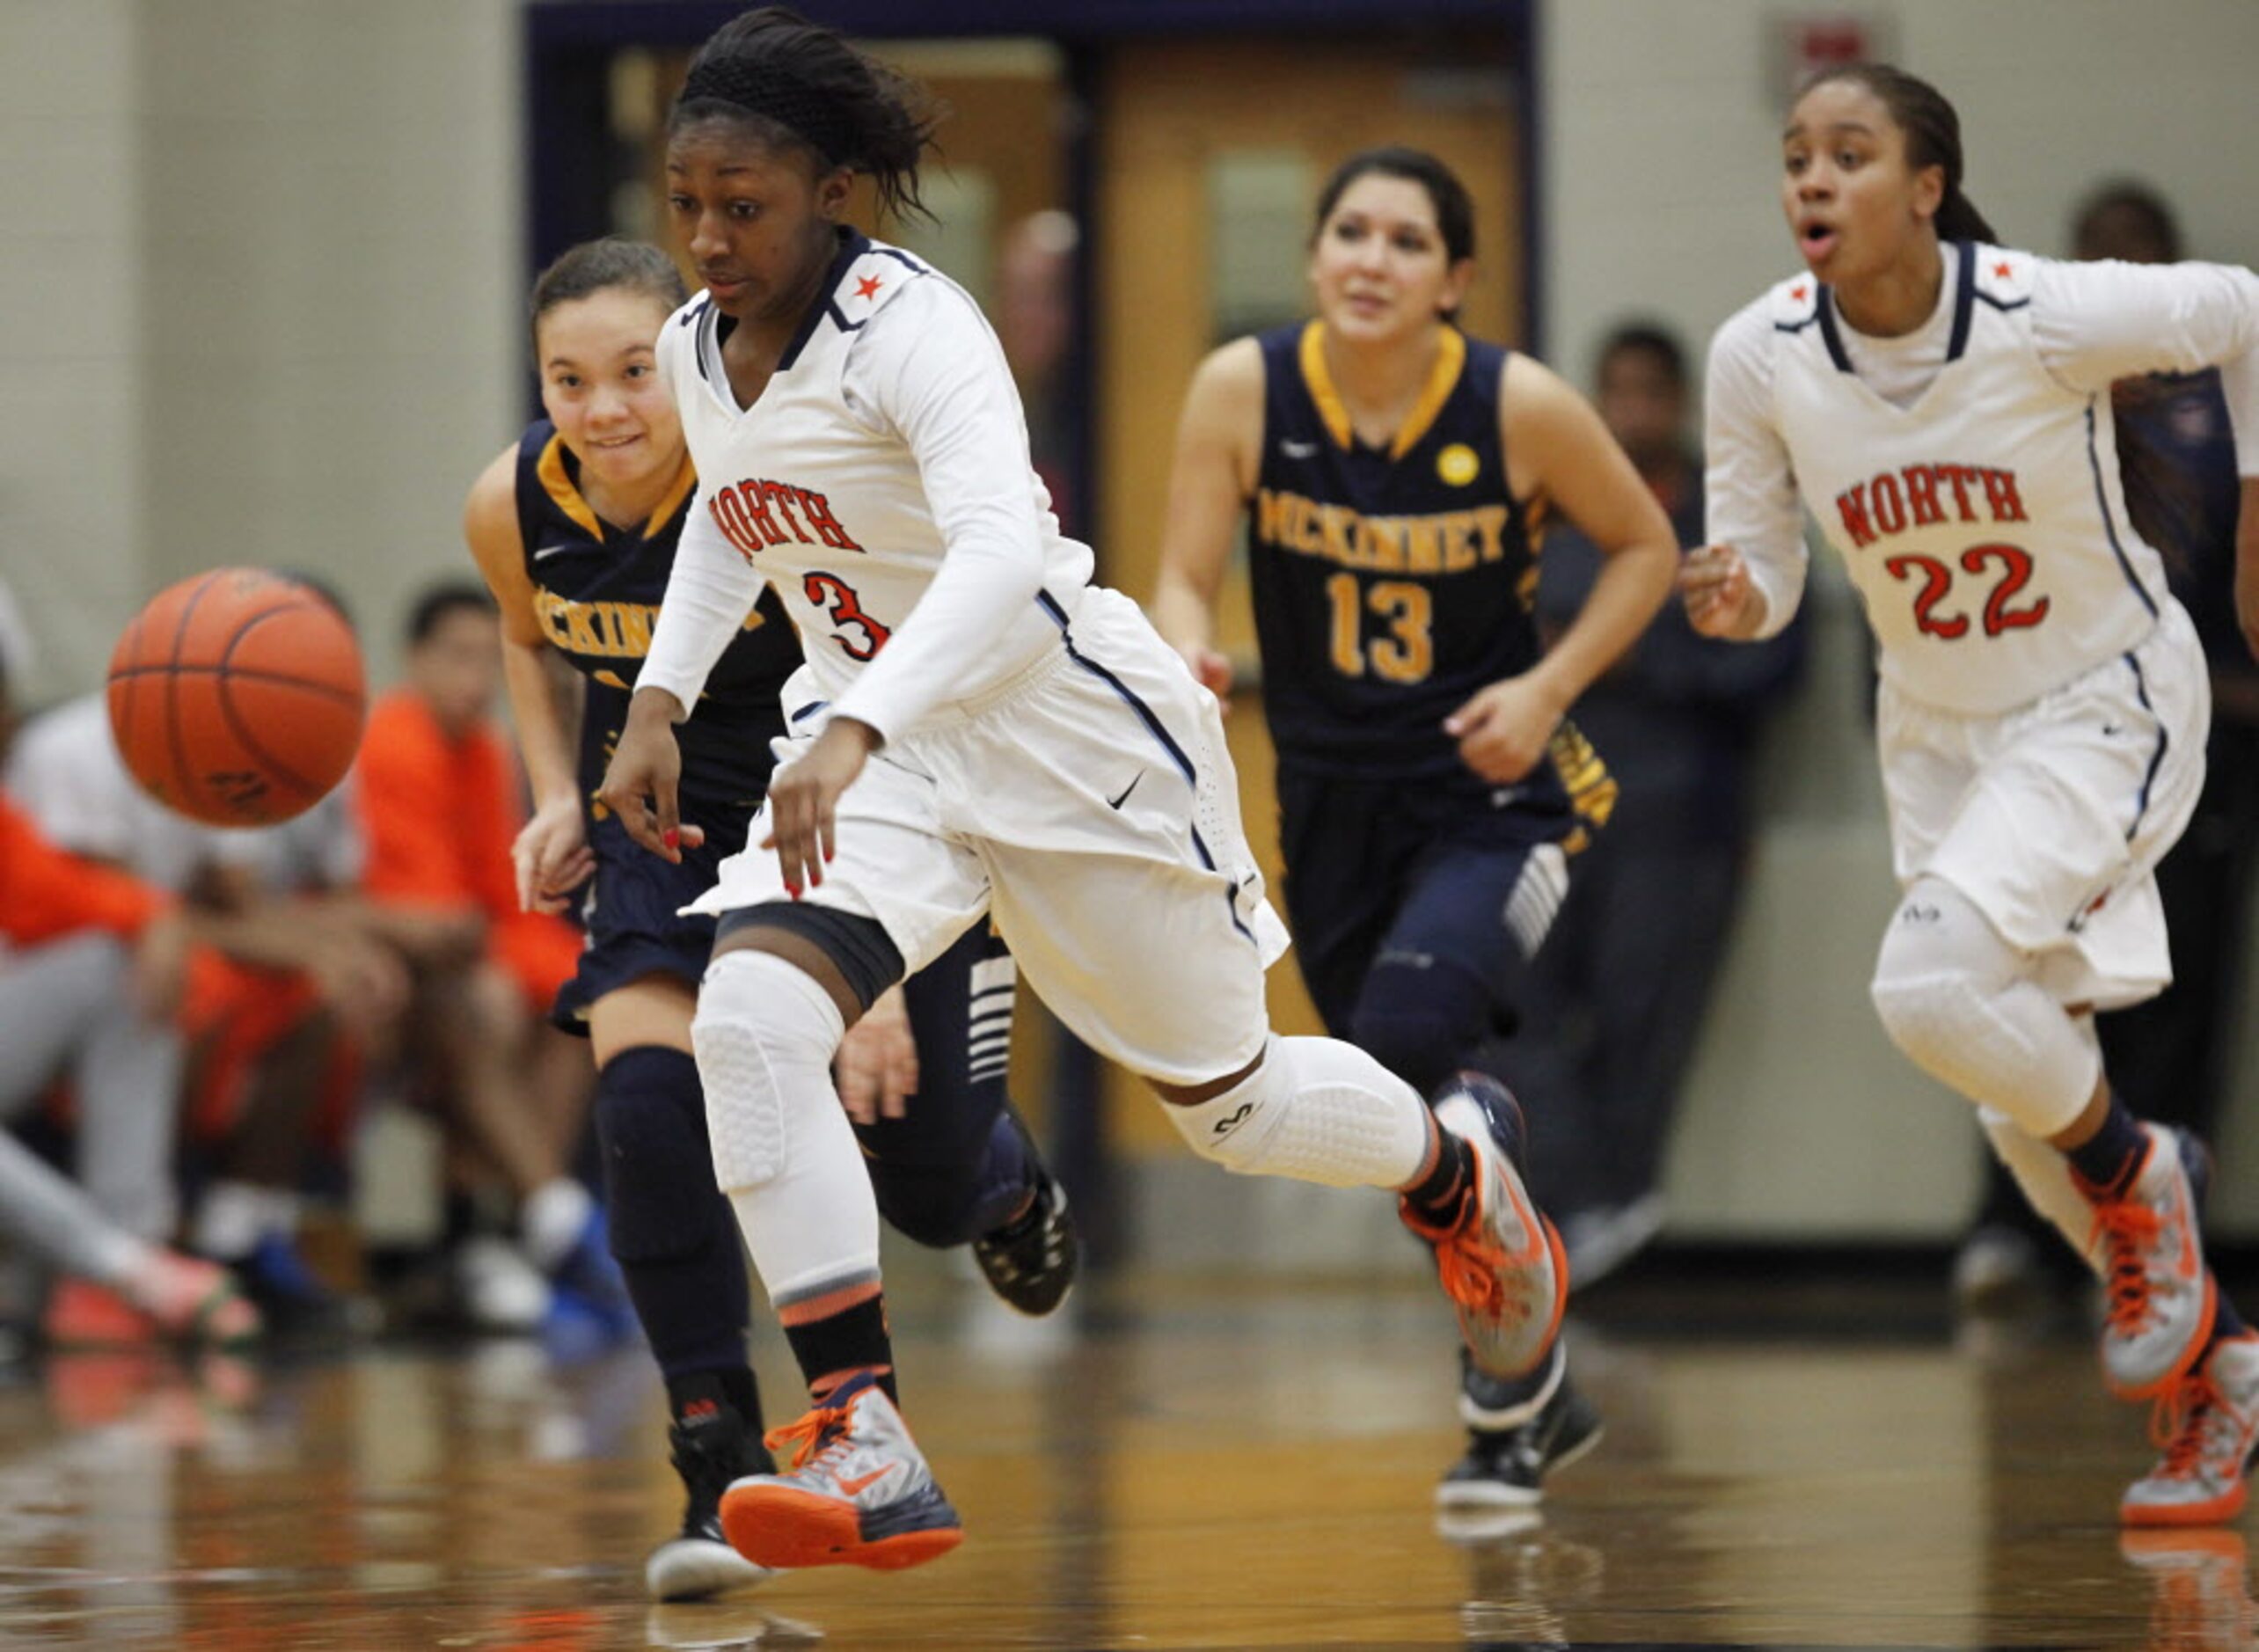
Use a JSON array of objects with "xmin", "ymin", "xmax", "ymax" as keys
[{"xmin": 106, "ymin": 567, "xmax": 366, "ymax": 827}]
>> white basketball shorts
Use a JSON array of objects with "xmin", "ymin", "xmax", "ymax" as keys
[
  {"xmin": 689, "ymin": 586, "xmax": 1291, "ymax": 1085},
  {"xmin": 1876, "ymin": 596, "xmax": 2209, "ymax": 1011}
]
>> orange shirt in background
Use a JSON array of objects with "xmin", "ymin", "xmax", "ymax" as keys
[
  {"xmin": 354, "ymin": 690, "xmax": 580, "ymax": 1009},
  {"xmin": 0, "ymin": 791, "xmax": 167, "ymax": 947}
]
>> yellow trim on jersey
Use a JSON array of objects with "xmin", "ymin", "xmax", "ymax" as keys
[
  {"xmin": 536, "ymin": 433, "xmax": 607, "ymax": 543},
  {"xmin": 536, "ymin": 434, "xmax": 698, "ymax": 542},
  {"xmin": 1296, "ymin": 320, "xmax": 1467, "ymax": 460},
  {"xmin": 648, "ymin": 453, "xmax": 698, "ymax": 533}
]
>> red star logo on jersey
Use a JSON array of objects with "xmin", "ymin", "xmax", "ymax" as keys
[
  {"xmin": 855, "ymin": 274, "xmax": 883, "ymax": 300},
  {"xmin": 1993, "ymin": 260, "xmax": 2013, "ymax": 280},
  {"xmin": 1790, "ymin": 284, "xmax": 1808, "ymax": 302}
]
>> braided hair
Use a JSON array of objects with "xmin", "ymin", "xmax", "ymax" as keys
[{"xmin": 671, "ymin": 6, "xmax": 938, "ymax": 223}]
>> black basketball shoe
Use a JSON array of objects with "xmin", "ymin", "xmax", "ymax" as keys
[
  {"xmin": 971, "ymin": 1164, "xmax": 1078, "ymax": 1318},
  {"xmin": 1438, "ymin": 1343, "xmax": 1604, "ymax": 1509},
  {"xmin": 647, "ymin": 1405, "xmax": 780, "ymax": 1602}
]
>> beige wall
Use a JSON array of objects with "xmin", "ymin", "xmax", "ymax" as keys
[{"xmin": 0, "ymin": 0, "xmax": 520, "ymax": 700}]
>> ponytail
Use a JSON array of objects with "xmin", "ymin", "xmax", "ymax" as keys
[{"xmin": 1934, "ymin": 192, "xmax": 1998, "ymax": 246}]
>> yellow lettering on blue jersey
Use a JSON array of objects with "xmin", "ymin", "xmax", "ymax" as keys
[
  {"xmin": 531, "ymin": 588, "xmax": 766, "ymax": 663},
  {"xmin": 1254, "ymin": 487, "xmax": 1525, "ymax": 582}
]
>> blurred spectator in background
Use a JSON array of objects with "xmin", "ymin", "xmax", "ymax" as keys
[
  {"xmin": 0, "ymin": 580, "xmax": 258, "ymax": 1347},
  {"xmin": 5, "ymin": 672, "xmax": 398, "ymax": 1343},
  {"xmin": 996, "ymin": 209, "xmax": 1080, "ymax": 533},
  {"xmin": 353, "ymin": 580, "xmax": 618, "ymax": 1336},
  {"xmin": 1502, "ymin": 322, "xmax": 1807, "ymax": 1284},
  {"xmin": 1956, "ymin": 182, "xmax": 2259, "ymax": 1308}
]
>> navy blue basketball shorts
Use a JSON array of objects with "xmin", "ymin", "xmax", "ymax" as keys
[
  {"xmin": 551, "ymin": 808, "xmax": 748, "ymax": 1032},
  {"xmin": 1276, "ymin": 764, "xmax": 1578, "ymax": 1041}
]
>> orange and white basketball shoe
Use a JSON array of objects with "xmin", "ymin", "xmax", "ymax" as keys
[
  {"xmin": 719, "ymin": 1371, "xmax": 964, "ymax": 1572},
  {"xmin": 2090, "ymin": 1124, "xmax": 2217, "ymax": 1401},
  {"xmin": 1400, "ymin": 1074, "xmax": 1567, "ymax": 1380},
  {"xmin": 2122, "ymin": 1334, "xmax": 2259, "ymax": 1528}
]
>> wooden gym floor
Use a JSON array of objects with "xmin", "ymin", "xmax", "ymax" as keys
[{"xmin": 0, "ymin": 1267, "xmax": 2241, "ymax": 1650}]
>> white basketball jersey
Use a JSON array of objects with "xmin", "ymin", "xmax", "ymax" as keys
[
  {"xmin": 1766, "ymin": 246, "xmax": 2166, "ymax": 714},
  {"xmin": 655, "ymin": 232, "xmax": 1093, "ymax": 729}
]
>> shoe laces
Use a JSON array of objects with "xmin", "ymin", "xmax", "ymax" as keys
[
  {"xmin": 764, "ymin": 1401, "xmax": 855, "ymax": 1474},
  {"xmin": 1430, "ymin": 1202, "xmax": 1510, "ymax": 1320},
  {"xmin": 2150, "ymin": 1371, "xmax": 2235, "ymax": 1479},
  {"xmin": 2091, "ymin": 1195, "xmax": 2168, "ymax": 1336}
]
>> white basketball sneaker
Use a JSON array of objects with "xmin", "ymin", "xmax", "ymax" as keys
[
  {"xmin": 2088, "ymin": 1125, "xmax": 2217, "ymax": 1400},
  {"xmin": 1399, "ymin": 1074, "xmax": 1568, "ymax": 1381},
  {"xmin": 718, "ymin": 1371, "xmax": 963, "ymax": 1572},
  {"xmin": 2122, "ymin": 1333, "xmax": 2259, "ymax": 1528}
]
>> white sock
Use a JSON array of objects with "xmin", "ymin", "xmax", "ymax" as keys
[
  {"xmin": 1162, "ymin": 1034, "xmax": 1432, "ymax": 1188},
  {"xmin": 191, "ymin": 1181, "xmax": 299, "ymax": 1261},
  {"xmin": 522, "ymin": 1178, "xmax": 594, "ymax": 1270}
]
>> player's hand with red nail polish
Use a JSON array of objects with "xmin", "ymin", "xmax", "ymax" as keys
[
  {"xmin": 762, "ymin": 717, "xmax": 881, "ymax": 897},
  {"xmin": 599, "ymin": 689, "xmax": 704, "ymax": 863}
]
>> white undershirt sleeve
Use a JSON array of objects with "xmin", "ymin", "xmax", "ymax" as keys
[
  {"xmin": 825, "ymin": 285, "xmax": 1049, "ymax": 744},
  {"xmin": 634, "ymin": 320, "xmax": 771, "ymax": 713},
  {"xmin": 1702, "ymin": 298, "xmax": 1809, "ymax": 640},
  {"xmin": 635, "ymin": 499, "xmax": 769, "ymax": 715},
  {"xmin": 2035, "ymin": 256, "xmax": 2259, "ymax": 475}
]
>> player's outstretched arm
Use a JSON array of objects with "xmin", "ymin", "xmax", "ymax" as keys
[
  {"xmin": 760, "ymin": 716, "xmax": 877, "ymax": 898},
  {"xmin": 599, "ymin": 689, "xmax": 695, "ymax": 864},
  {"xmin": 1151, "ymin": 339, "xmax": 1263, "ymax": 706},
  {"xmin": 1447, "ymin": 354, "xmax": 1679, "ymax": 782},
  {"xmin": 463, "ymin": 446, "xmax": 593, "ymax": 912}
]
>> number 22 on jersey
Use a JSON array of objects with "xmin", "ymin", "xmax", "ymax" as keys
[
  {"xmin": 1326, "ymin": 572, "xmax": 1433, "ymax": 683},
  {"xmin": 1884, "ymin": 542, "xmax": 2051, "ymax": 640}
]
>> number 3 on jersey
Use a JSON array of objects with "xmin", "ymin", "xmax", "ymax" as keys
[
  {"xmin": 1884, "ymin": 542, "xmax": 2050, "ymax": 640},
  {"xmin": 803, "ymin": 572, "xmax": 890, "ymax": 661},
  {"xmin": 1326, "ymin": 572, "xmax": 1433, "ymax": 683}
]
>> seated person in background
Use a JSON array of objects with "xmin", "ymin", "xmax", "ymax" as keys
[
  {"xmin": 6, "ymin": 682, "xmax": 403, "ymax": 1341},
  {"xmin": 1503, "ymin": 322, "xmax": 1806, "ymax": 1284},
  {"xmin": 354, "ymin": 580, "xmax": 613, "ymax": 1331},
  {"xmin": 0, "ymin": 622, "xmax": 257, "ymax": 1345}
]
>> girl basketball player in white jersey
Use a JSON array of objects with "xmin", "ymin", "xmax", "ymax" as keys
[
  {"xmin": 600, "ymin": 4, "xmax": 1563, "ymax": 1572},
  {"xmin": 1685, "ymin": 62, "xmax": 2259, "ymax": 1527}
]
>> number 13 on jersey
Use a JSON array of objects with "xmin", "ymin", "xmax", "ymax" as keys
[{"xmin": 1326, "ymin": 572, "xmax": 1433, "ymax": 683}]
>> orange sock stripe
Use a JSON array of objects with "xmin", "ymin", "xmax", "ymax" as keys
[
  {"xmin": 808, "ymin": 1363, "xmax": 893, "ymax": 1402},
  {"xmin": 776, "ymin": 1281, "xmax": 883, "ymax": 1327}
]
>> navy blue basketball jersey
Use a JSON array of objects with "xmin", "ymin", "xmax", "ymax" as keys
[
  {"xmin": 513, "ymin": 420, "xmax": 797, "ymax": 820},
  {"xmin": 1249, "ymin": 323, "xmax": 1608, "ymax": 836}
]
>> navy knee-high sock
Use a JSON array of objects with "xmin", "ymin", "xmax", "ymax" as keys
[{"xmin": 595, "ymin": 1046, "xmax": 757, "ymax": 1423}]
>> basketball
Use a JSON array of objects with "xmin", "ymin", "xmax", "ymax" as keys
[{"xmin": 106, "ymin": 567, "xmax": 366, "ymax": 828}]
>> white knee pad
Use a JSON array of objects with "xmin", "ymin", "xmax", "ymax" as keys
[
  {"xmin": 1868, "ymin": 878, "xmax": 2099, "ymax": 1137},
  {"xmin": 1161, "ymin": 1034, "xmax": 1430, "ymax": 1189},
  {"xmin": 691, "ymin": 950, "xmax": 847, "ymax": 1193}
]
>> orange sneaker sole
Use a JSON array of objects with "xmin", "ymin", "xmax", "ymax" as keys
[
  {"xmin": 2106, "ymin": 1275, "xmax": 2218, "ymax": 1403},
  {"xmin": 720, "ymin": 1483, "xmax": 964, "ymax": 1572},
  {"xmin": 2121, "ymin": 1479, "xmax": 2249, "ymax": 1528}
]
